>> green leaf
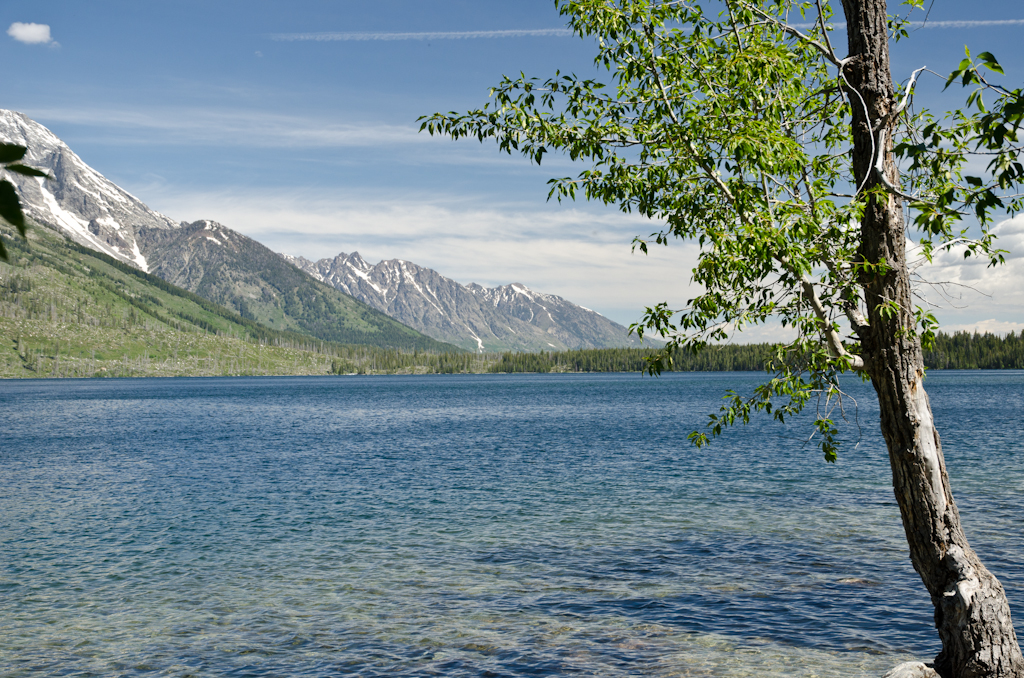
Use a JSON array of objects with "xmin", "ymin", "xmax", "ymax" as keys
[
  {"xmin": 422, "ymin": 0, "xmax": 1024, "ymax": 464},
  {"xmin": 977, "ymin": 51, "xmax": 1004, "ymax": 75},
  {"xmin": 0, "ymin": 143, "xmax": 27, "ymax": 164},
  {"xmin": 0, "ymin": 179, "xmax": 27, "ymax": 235},
  {"xmin": 4, "ymin": 164, "xmax": 50, "ymax": 178}
]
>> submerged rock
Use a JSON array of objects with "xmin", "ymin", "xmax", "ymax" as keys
[{"xmin": 882, "ymin": 662, "xmax": 940, "ymax": 678}]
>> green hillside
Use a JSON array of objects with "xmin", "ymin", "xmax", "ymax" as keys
[{"xmin": 0, "ymin": 221, "xmax": 461, "ymax": 378}]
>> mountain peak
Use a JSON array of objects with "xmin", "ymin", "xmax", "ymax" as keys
[
  {"xmin": 4, "ymin": 109, "xmax": 650, "ymax": 354},
  {"xmin": 0, "ymin": 109, "xmax": 178, "ymax": 271},
  {"xmin": 287, "ymin": 252, "xmax": 649, "ymax": 353}
]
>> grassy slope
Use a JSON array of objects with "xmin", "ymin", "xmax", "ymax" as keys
[{"xmin": 0, "ymin": 222, "xmax": 462, "ymax": 379}]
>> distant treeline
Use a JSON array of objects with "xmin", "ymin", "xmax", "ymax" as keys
[
  {"xmin": 488, "ymin": 332, "xmax": 1024, "ymax": 373},
  {"xmin": 330, "ymin": 349, "xmax": 489, "ymax": 375},
  {"xmin": 489, "ymin": 345, "xmax": 773, "ymax": 373},
  {"xmin": 924, "ymin": 331, "xmax": 1024, "ymax": 370}
]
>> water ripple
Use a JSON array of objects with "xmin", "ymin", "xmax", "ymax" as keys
[{"xmin": 1, "ymin": 372, "xmax": 1022, "ymax": 676}]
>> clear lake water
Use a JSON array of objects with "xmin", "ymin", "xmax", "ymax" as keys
[{"xmin": 1, "ymin": 371, "xmax": 1022, "ymax": 677}]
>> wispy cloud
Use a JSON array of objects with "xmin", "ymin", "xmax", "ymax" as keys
[
  {"xmin": 125, "ymin": 179, "xmax": 1024, "ymax": 330},
  {"xmin": 912, "ymin": 215, "xmax": 1024, "ymax": 329},
  {"xmin": 7, "ymin": 22, "xmax": 58, "ymax": 46},
  {"xmin": 913, "ymin": 19, "xmax": 1024, "ymax": 28},
  {"xmin": 26, "ymin": 107, "xmax": 426, "ymax": 148},
  {"xmin": 791, "ymin": 18, "xmax": 1024, "ymax": 30},
  {"xmin": 269, "ymin": 28, "xmax": 573, "ymax": 42}
]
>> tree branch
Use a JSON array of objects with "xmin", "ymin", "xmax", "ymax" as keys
[
  {"xmin": 776, "ymin": 253, "xmax": 866, "ymax": 371},
  {"xmin": 641, "ymin": 22, "xmax": 746, "ymax": 219},
  {"xmin": 737, "ymin": 1, "xmax": 847, "ymax": 68},
  {"xmin": 800, "ymin": 277, "xmax": 866, "ymax": 370}
]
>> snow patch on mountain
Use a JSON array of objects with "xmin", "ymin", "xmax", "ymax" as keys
[
  {"xmin": 1, "ymin": 109, "xmax": 652, "ymax": 353},
  {"xmin": 0, "ymin": 110, "xmax": 178, "ymax": 270},
  {"xmin": 285, "ymin": 251, "xmax": 651, "ymax": 353}
]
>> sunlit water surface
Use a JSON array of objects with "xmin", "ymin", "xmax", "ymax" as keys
[{"xmin": 2, "ymin": 372, "xmax": 1022, "ymax": 677}]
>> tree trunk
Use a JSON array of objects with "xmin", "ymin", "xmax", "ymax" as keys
[{"xmin": 840, "ymin": 0, "xmax": 1024, "ymax": 676}]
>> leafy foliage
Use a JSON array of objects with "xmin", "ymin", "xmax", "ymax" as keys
[
  {"xmin": 422, "ymin": 0, "xmax": 1024, "ymax": 459},
  {"xmin": 896, "ymin": 49, "xmax": 1024, "ymax": 259}
]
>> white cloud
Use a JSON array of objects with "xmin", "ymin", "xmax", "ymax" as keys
[
  {"xmin": 7, "ymin": 22, "xmax": 56, "ymax": 46},
  {"xmin": 912, "ymin": 214, "xmax": 1024, "ymax": 329},
  {"xmin": 270, "ymin": 28, "xmax": 573, "ymax": 42},
  {"xmin": 940, "ymin": 319, "xmax": 1024, "ymax": 336},
  {"xmin": 272, "ymin": 21, "xmax": 1024, "ymax": 43},
  {"xmin": 129, "ymin": 186, "xmax": 699, "ymax": 327},
  {"xmin": 126, "ymin": 183, "xmax": 1024, "ymax": 332}
]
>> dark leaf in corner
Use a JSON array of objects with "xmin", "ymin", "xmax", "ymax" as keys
[
  {"xmin": 0, "ymin": 143, "xmax": 27, "ymax": 163},
  {"xmin": 0, "ymin": 179, "xmax": 27, "ymax": 235},
  {"xmin": 6, "ymin": 164, "xmax": 50, "ymax": 178}
]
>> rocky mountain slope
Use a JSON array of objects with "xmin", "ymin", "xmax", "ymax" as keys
[
  {"xmin": 136, "ymin": 220, "xmax": 455, "ymax": 350},
  {"xmin": 0, "ymin": 217, "xmax": 487, "ymax": 377},
  {"xmin": 0, "ymin": 109, "xmax": 175, "ymax": 270},
  {"xmin": 0, "ymin": 215, "xmax": 340, "ymax": 378},
  {"xmin": 284, "ymin": 252, "xmax": 651, "ymax": 353},
  {"xmin": 0, "ymin": 110, "xmax": 455, "ymax": 352},
  {"xmin": 2, "ymin": 109, "xmax": 645, "ymax": 353}
]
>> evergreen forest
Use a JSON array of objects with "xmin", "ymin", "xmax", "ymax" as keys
[{"xmin": 488, "ymin": 334, "xmax": 1024, "ymax": 373}]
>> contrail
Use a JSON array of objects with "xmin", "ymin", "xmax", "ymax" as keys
[
  {"xmin": 794, "ymin": 18, "xmax": 1024, "ymax": 29},
  {"xmin": 269, "ymin": 28, "xmax": 574, "ymax": 42},
  {"xmin": 916, "ymin": 19, "xmax": 1024, "ymax": 28},
  {"xmin": 270, "ymin": 19, "xmax": 1023, "ymax": 43}
]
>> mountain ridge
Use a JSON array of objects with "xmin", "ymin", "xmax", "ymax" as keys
[
  {"xmin": 2, "ymin": 109, "xmax": 649, "ymax": 353},
  {"xmin": 0, "ymin": 216, "xmax": 483, "ymax": 378},
  {"xmin": 135, "ymin": 219, "xmax": 457, "ymax": 351},
  {"xmin": 284, "ymin": 251, "xmax": 651, "ymax": 353}
]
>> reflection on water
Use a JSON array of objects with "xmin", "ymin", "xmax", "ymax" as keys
[{"xmin": 1, "ymin": 371, "xmax": 1022, "ymax": 676}]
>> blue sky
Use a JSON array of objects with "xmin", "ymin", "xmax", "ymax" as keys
[{"xmin": 3, "ymin": 1, "xmax": 1023, "ymax": 333}]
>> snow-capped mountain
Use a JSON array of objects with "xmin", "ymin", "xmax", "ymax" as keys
[
  {"xmin": 2, "ymin": 109, "xmax": 648, "ymax": 353},
  {"xmin": 284, "ymin": 251, "xmax": 650, "ymax": 353},
  {"xmin": 132, "ymin": 220, "xmax": 456, "ymax": 350},
  {"xmin": 0, "ymin": 110, "xmax": 177, "ymax": 270}
]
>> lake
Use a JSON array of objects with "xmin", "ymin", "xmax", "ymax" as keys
[{"xmin": 1, "ymin": 371, "xmax": 1022, "ymax": 677}]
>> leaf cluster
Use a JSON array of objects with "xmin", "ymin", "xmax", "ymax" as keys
[
  {"xmin": 895, "ymin": 49, "xmax": 1023, "ymax": 266},
  {"xmin": 0, "ymin": 142, "xmax": 50, "ymax": 262},
  {"xmin": 421, "ymin": 0, "xmax": 1024, "ymax": 459}
]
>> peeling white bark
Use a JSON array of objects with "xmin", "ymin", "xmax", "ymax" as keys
[
  {"xmin": 910, "ymin": 374, "xmax": 947, "ymax": 516},
  {"xmin": 799, "ymin": 277, "xmax": 866, "ymax": 370},
  {"xmin": 882, "ymin": 662, "xmax": 941, "ymax": 678}
]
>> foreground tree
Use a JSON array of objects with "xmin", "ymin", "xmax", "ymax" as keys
[{"xmin": 422, "ymin": 1, "xmax": 1024, "ymax": 676}]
